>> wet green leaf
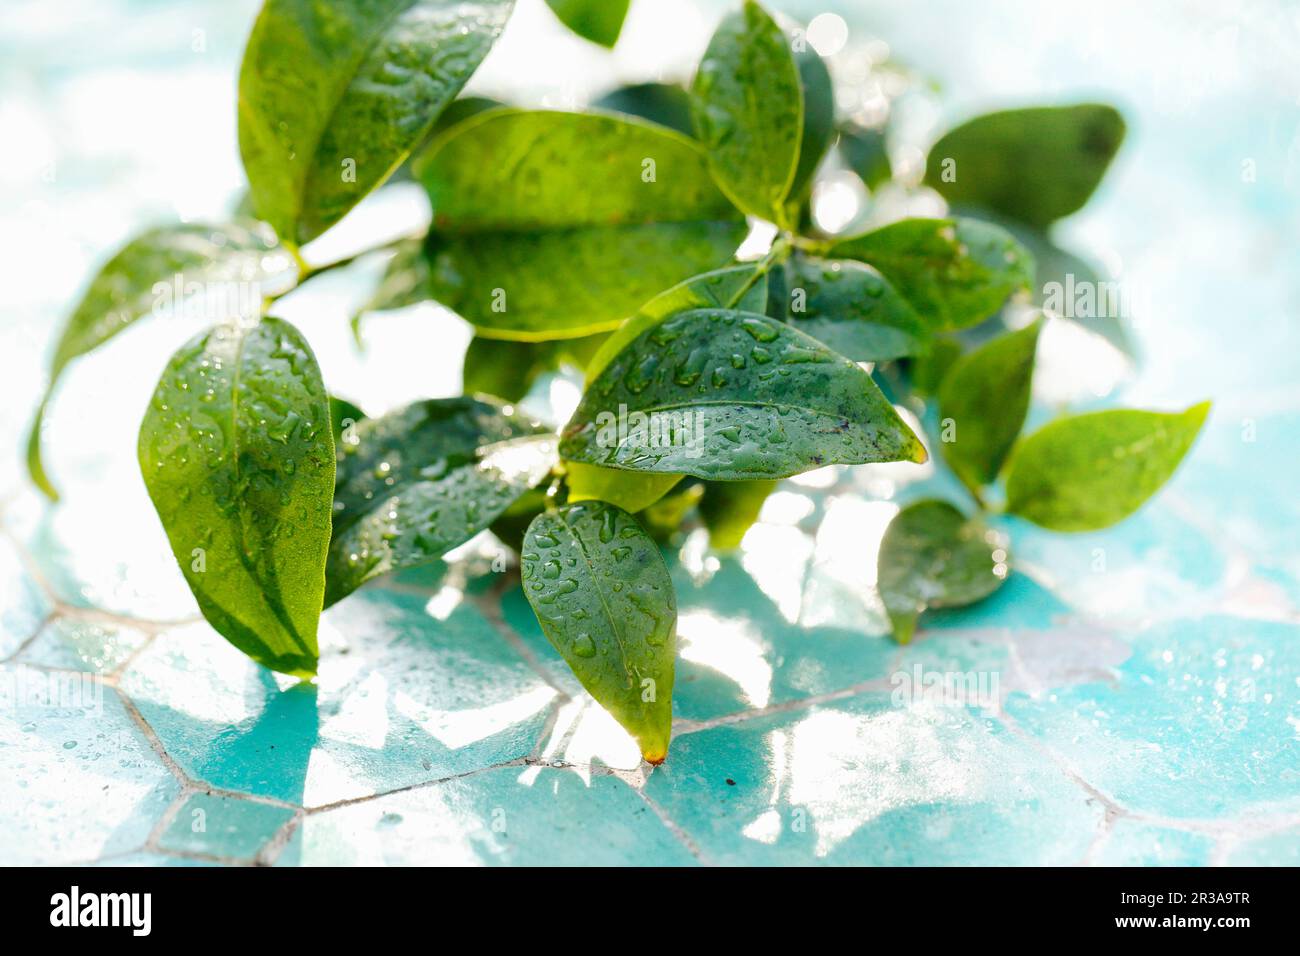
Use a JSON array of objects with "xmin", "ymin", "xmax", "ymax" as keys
[
  {"xmin": 585, "ymin": 262, "xmax": 770, "ymax": 383},
  {"xmin": 545, "ymin": 0, "xmax": 629, "ymax": 47},
  {"xmin": 925, "ymin": 104, "xmax": 1126, "ymax": 229},
  {"xmin": 522, "ymin": 502, "xmax": 676, "ymax": 763},
  {"xmin": 699, "ymin": 479, "xmax": 777, "ymax": 549},
  {"xmin": 326, "ymin": 397, "xmax": 556, "ymax": 605},
  {"xmin": 413, "ymin": 109, "xmax": 746, "ymax": 339},
  {"xmin": 839, "ymin": 123, "xmax": 892, "ymax": 190},
  {"xmin": 938, "ymin": 317, "xmax": 1043, "ymax": 493},
  {"xmin": 778, "ymin": 255, "xmax": 928, "ymax": 361},
  {"xmin": 238, "ymin": 0, "xmax": 514, "ymax": 245},
  {"xmin": 593, "ymin": 83, "xmax": 694, "ymax": 136},
  {"xmin": 1005, "ymin": 402, "xmax": 1211, "ymax": 532},
  {"xmin": 566, "ymin": 463, "xmax": 682, "ymax": 513},
  {"xmin": 878, "ymin": 499, "xmax": 1009, "ymax": 643},
  {"xmin": 561, "ymin": 308, "xmax": 927, "ymax": 479},
  {"xmin": 828, "ymin": 217, "xmax": 1034, "ymax": 331},
  {"xmin": 138, "ymin": 316, "xmax": 334, "ymax": 677},
  {"xmin": 28, "ymin": 221, "xmax": 290, "ymax": 500},
  {"xmin": 690, "ymin": 0, "xmax": 803, "ymax": 224}
]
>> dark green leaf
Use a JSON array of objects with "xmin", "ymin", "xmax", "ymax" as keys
[
  {"xmin": 522, "ymin": 502, "xmax": 676, "ymax": 763},
  {"xmin": 28, "ymin": 221, "xmax": 290, "ymax": 500},
  {"xmin": 326, "ymin": 397, "xmax": 556, "ymax": 605},
  {"xmin": 779, "ymin": 255, "xmax": 928, "ymax": 361},
  {"xmin": 877, "ymin": 499, "xmax": 1009, "ymax": 643},
  {"xmin": 238, "ymin": 0, "xmax": 514, "ymax": 245},
  {"xmin": 1005, "ymin": 402, "xmax": 1211, "ymax": 532},
  {"xmin": 925, "ymin": 104, "xmax": 1126, "ymax": 228},
  {"xmin": 413, "ymin": 109, "xmax": 746, "ymax": 339},
  {"xmin": 593, "ymin": 83, "xmax": 694, "ymax": 136},
  {"xmin": 138, "ymin": 316, "xmax": 334, "ymax": 677},
  {"xmin": 787, "ymin": 40, "xmax": 835, "ymax": 205},
  {"xmin": 828, "ymin": 217, "xmax": 1034, "ymax": 331},
  {"xmin": 561, "ymin": 308, "xmax": 927, "ymax": 479},
  {"xmin": 545, "ymin": 0, "xmax": 629, "ymax": 48},
  {"xmin": 839, "ymin": 123, "xmax": 892, "ymax": 190},
  {"xmin": 908, "ymin": 336, "xmax": 962, "ymax": 397},
  {"xmin": 463, "ymin": 332, "xmax": 607, "ymax": 403},
  {"xmin": 585, "ymin": 262, "xmax": 770, "ymax": 382},
  {"xmin": 938, "ymin": 317, "xmax": 1043, "ymax": 493},
  {"xmin": 690, "ymin": 0, "xmax": 803, "ymax": 224},
  {"xmin": 699, "ymin": 479, "xmax": 777, "ymax": 549},
  {"xmin": 565, "ymin": 462, "xmax": 682, "ymax": 513},
  {"xmin": 328, "ymin": 395, "xmax": 365, "ymax": 444}
]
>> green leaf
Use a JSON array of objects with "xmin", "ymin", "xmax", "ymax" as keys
[
  {"xmin": 839, "ymin": 123, "xmax": 892, "ymax": 190},
  {"xmin": 690, "ymin": 0, "xmax": 803, "ymax": 224},
  {"xmin": 565, "ymin": 462, "xmax": 682, "ymax": 513},
  {"xmin": 522, "ymin": 502, "xmax": 676, "ymax": 763},
  {"xmin": 787, "ymin": 40, "xmax": 835, "ymax": 205},
  {"xmin": 28, "ymin": 221, "xmax": 290, "ymax": 500},
  {"xmin": 328, "ymin": 395, "xmax": 366, "ymax": 444},
  {"xmin": 545, "ymin": 0, "xmax": 629, "ymax": 48},
  {"xmin": 326, "ymin": 397, "xmax": 556, "ymax": 605},
  {"xmin": 908, "ymin": 335, "xmax": 962, "ymax": 397},
  {"xmin": 828, "ymin": 217, "xmax": 1034, "ymax": 331},
  {"xmin": 413, "ymin": 109, "xmax": 746, "ymax": 340},
  {"xmin": 1005, "ymin": 402, "xmax": 1211, "ymax": 532},
  {"xmin": 561, "ymin": 308, "xmax": 927, "ymax": 479},
  {"xmin": 593, "ymin": 83, "xmax": 694, "ymax": 136},
  {"xmin": 877, "ymin": 499, "xmax": 1009, "ymax": 643},
  {"xmin": 699, "ymin": 479, "xmax": 777, "ymax": 549},
  {"xmin": 637, "ymin": 481, "xmax": 705, "ymax": 543},
  {"xmin": 925, "ymin": 104, "xmax": 1126, "ymax": 229},
  {"xmin": 238, "ymin": 0, "xmax": 514, "ymax": 245},
  {"xmin": 585, "ymin": 262, "xmax": 770, "ymax": 383},
  {"xmin": 938, "ymin": 317, "xmax": 1043, "ymax": 493},
  {"xmin": 463, "ymin": 332, "xmax": 607, "ymax": 403},
  {"xmin": 138, "ymin": 316, "xmax": 334, "ymax": 677},
  {"xmin": 778, "ymin": 255, "xmax": 928, "ymax": 361}
]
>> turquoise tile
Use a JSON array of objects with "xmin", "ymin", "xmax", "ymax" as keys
[
  {"xmin": 921, "ymin": 570, "xmax": 1079, "ymax": 633},
  {"xmin": 1002, "ymin": 502, "xmax": 1229, "ymax": 624},
  {"xmin": 1093, "ymin": 821, "xmax": 1215, "ymax": 866},
  {"xmin": 119, "ymin": 590, "xmax": 556, "ymax": 808},
  {"xmin": 1004, "ymin": 616, "xmax": 1300, "ymax": 819},
  {"xmin": 20, "ymin": 617, "xmax": 149, "ymax": 674},
  {"xmin": 93, "ymin": 851, "xmax": 223, "ymax": 867},
  {"xmin": 0, "ymin": 663, "xmax": 179, "ymax": 864},
  {"xmin": 158, "ymin": 792, "xmax": 295, "ymax": 861},
  {"xmin": 1226, "ymin": 827, "xmax": 1300, "ymax": 866},
  {"xmin": 645, "ymin": 693, "xmax": 1103, "ymax": 865},
  {"xmin": 0, "ymin": 538, "xmax": 50, "ymax": 657},
  {"xmin": 279, "ymin": 765, "xmax": 696, "ymax": 866}
]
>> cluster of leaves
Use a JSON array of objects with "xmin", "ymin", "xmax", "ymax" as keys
[{"xmin": 26, "ymin": 0, "xmax": 1209, "ymax": 765}]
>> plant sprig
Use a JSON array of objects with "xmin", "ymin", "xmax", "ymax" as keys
[{"xmin": 25, "ymin": 0, "xmax": 1208, "ymax": 764}]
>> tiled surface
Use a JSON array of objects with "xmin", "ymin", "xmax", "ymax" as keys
[{"xmin": 2, "ymin": 0, "xmax": 1299, "ymax": 865}]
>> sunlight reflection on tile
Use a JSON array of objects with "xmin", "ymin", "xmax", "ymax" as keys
[
  {"xmin": 678, "ymin": 609, "xmax": 773, "ymax": 710},
  {"xmin": 741, "ymin": 525, "xmax": 814, "ymax": 623}
]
